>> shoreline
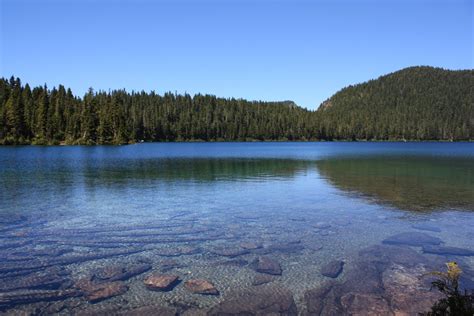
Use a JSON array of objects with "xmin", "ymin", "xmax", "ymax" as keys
[{"xmin": 1, "ymin": 139, "xmax": 473, "ymax": 146}]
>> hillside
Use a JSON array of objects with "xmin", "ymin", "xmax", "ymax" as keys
[
  {"xmin": 316, "ymin": 66, "xmax": 473, "ymax": 140},
  {"xmin": 0, "ymin": 78, "xmax": 314, "ymax": 145},
  {"xmin": 0, "ymin": 66, "xmax": 472, "ymax": 145}
]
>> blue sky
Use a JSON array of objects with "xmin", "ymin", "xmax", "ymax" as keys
[{"xmin": 1, "ymin": 0, "xmax": 472, "ymax": 109}]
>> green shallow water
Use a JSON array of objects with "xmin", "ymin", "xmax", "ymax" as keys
[{"xmin": 0, "ymin": 142, "xmax": 473, "ymax": 315}]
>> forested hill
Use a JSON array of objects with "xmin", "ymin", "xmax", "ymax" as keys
[
  {"xmin": 0, "ymin": 66, "xmax": 472, "ymax": 145},
  {"xmin": 316, "ymin": 66, "xmax": 473, "ymax": 141},
  {"xmin": 0, "ymin": 78, "xmax": 315, "ymax": 145}
]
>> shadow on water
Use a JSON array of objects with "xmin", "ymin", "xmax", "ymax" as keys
[
  {"xmin": 316, "ymin": 156, "xmax": 474, "ymax": 212},
  {"xmin": 81, "ymin": 158, "xmax": 313, "ymax": 184}
]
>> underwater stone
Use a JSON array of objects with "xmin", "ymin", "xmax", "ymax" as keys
[
  {"xmin": 304, "ymin": 244, "xmax": 446, "ymax": 315},
  {"xmin": 303, "ymin": 282, "xmax": 339, "ymax": 315},
  {"xmin": 253, "ymin": 256, "xmax": 282, "ymax": 275},
  {"xmin": 0, "ymin": 266, "xmax": 71, "ymax": 292},
  {"xmin": 382, "ymin": 232, "xmax": 442, "ymax": 247},
  {"xmin": 93, "ymin": 263, "xmax": 151, "ymax": 282},
  {"xmin": 260, "ymin": 241, "xmax": 304, "ymax": 255},
  {"xmin": 412, "ymin": 224, "xmax": 442, "ymax": 233},
  {"xmin": 0, "ymin": 289, "xmax": 80, "ymax": 308},
  {"xmin": 211, "ymin": 247, "xmax": 250, "ymax": 257},
  {"xmin": 382, "ymin": 263, "xmax": 443, "ymax": 314},
  {"xmin": 184, "ymin": 279, "xmax": 219, "ymax": 295},
  {"xmin": 208, "ymin": 284, "xmax": 297, "ymax": 315},
  {"xmin": 75, "ymin": 278, "xmax": 128, "ymax": 303},
  {"xmin": 239, "ymin": 242, "xmax": 262, "ymax": 250},
  {"xmin": 422, "ymin": 245, "xmax": 474, "ymax": 256},
  {"xmin": 160, "ymin": 259, "xmax": 186, "ymax": 272},
  {"xmin": 143, "ymin": 274, "xmax": 179, "ymax": 291},
  {"xmin": 321, "ymin": 260, "xmax": 344, "ymax": 278},
  {"xmin": 340, "ymin": 292, "xmax": 392, "ymax": 315},
  {"xmin": 118, "ymin": 305, "xmax": 177, "ymax": 316},
  {"xmin": 156, "ymin": 246, "xmax": 200, "ymax": 257},
  {"xmin": 252, "ymin": 274, "xmax": 274, "ymax": 286}
]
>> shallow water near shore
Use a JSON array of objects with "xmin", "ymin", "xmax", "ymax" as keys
[{"xmin": 0, "ymin": 142, "xmax": 473, "ymax": 315}]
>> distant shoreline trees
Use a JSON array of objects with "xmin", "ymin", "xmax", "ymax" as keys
[{"xmin": 0, "ymin": 66, "xmax": 472, "ymax": 145}]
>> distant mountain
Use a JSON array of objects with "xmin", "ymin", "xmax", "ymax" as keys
[{"xmin": 316, "ymin": 66, "xmax": 473, "ymax": 140}]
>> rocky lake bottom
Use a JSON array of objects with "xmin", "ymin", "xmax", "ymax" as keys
[{"xmin": 0, "ymin": 143, "xmax": 473, "ymax": 315}]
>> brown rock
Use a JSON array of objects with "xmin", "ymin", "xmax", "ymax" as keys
[
  {"xmin": 208, "ymin": 284, "xmax": 297, "ymax": 315},
  {"xmin": 240, "ymin": 242, "xmax": 262, "ymax": 250},
  {"xmin": 0, "ymin": 289, "xmax": 80, "ymax": 308},
  {"xmin": 156, "ymin": 246, "xmax": 199, "ymax": 257},
  {"xmin": 253, "ymin": 256, "xmax": 282, "ymax": 275},
  {"xmin": 94, "ymin": 263, "xmax": 151, "ymax": 282},
  {"xmin": 160, "ymin": 259, "xmax": 186, "ymax": 272},
  {"xmin": 252, "ymin": 274, "xmax": 275, "ymax": 286},
  {"xmin": 340, "ymin": 292, "xmax": 393, "ymax": 315},
  {"xmin": 218, "ymin": 258, "xmax": 249, "ymax": 267},
  {"xmin": 321, "ymin": 260, "xmax": 344, "ymax": 278},
  {"xmin": 304, "ymin": 282, "xmax": 339, "ymax": 316},
  {"xmin": 382, "ymin": 264, "xmax": 443, "ymax": 315},
  {"xmin": 144, "ymin": 274, "xmax": 179, "ymax": 291},
  {"xmin": 0, "ymin": 266, "xmax": 71, "ymax": 292},
  {"xmin": 75, "ymin": 278, "xmax": 128, "ymax": 303},
  {"xmin": 211, "ymin": 247, "xmax": 250, "ymax": 258},
  {"xmin": 304, "ymin": 244, "xmax": 447, "ymax": 315},
  {"xmin": 184, "ymin": 279, "xmax": 219, "ymax": 295},
  {"xmin": 118, "ymin": 305, "xmax": 177, "ymax": 316},
  {"xmin": 263, "ymin": 240, "xmax": 304, "ymax": 254}
]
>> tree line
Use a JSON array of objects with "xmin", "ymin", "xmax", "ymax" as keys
[
  {"xmin": 0, "ymin": 66, "xmax": 472, "ymax": 145},
  {"xmin": 0, "ymin": 77, "xmax": 316, "ymax": 145},
  {"xmin": 316, "ymin": 66, "xmax": 473, "ymax": 141}
]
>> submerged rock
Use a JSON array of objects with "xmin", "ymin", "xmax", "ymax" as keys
[
  {"xmin": 211, "ymin": 247, "xmax": 250, "ymax": 258},
  {"xmin": 160, "ymin": 259, "xmax": 185, "ymax": 272},
  {"xmin": 0, "ymin": 266, "xmax": 72, "ymax": 292},
  {"xmin": 258, "ymin": 240, "xmax": 304, "ymax": 255},
  {"xmin": 304, "ymin": 282, "xmax": 341, "ymax": 315},
  {"xmin": 303, "ymin": 244, "xmax": 444, "ymax": 315},
  {"xmin": 118, "ymin": 305, "xmax": 177, "ymax": 316},
  {"xmin": 0, "ymin": 289, "xmax": 80, "ymax": 308},
  {"xmin": 252, "ymin": 274, "xmax": 275, "ymax": 286},
  {"xmin": 382, "ymin": 232, "xmax": 442, "ymax": 247},
  {"xmin": 156, "ymin": 246, "xmax": 200, "ymax": 257},
  {"xmin": 74, "ymin": 278, "xmax": 128, "ymax": 303},
  {"xmin": 239, "ymin": 242, "xmax": 262, "ymax": 250},
  {"xmin": 252, "ymin": 256, "xmax": 282, "ymax": 275},
  {"xmin": 382, "ymin": 263, "xmax": 443, "ymax": 314},
  {"xmin": 143, "ymin": 274, "xmax": 179, "ymax": 291},
  {"xmin": 94, "ymin": 263, "xmax": 151, "ymax": 282},
  {"xmin": 321, "ymin": 260, "xmax": 344, "ymax": 278},
  {"xmin": 340, "ymin": 292, "xmax": 392, "ymax": 315},
  {"xmin": 412, "ymin": 224, "xmax": 442, "ymax": 233},
  {"xmin": 208, "ymin": 284, "xmax": 297, "ymax": 315},
  {"xmin": 422, "ymin": 245, "xmax": 474, "ymax": 256},
  {"xmin": 184, "ymin": 279, "xmax": 219, "ymax": 295}
]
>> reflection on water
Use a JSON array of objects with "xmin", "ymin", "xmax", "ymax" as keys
[
  {"xmin": 317, "ymin": 157, "xmax": 474, "ymax": 212},
  {"xmin": 0, "ymin": 143, "xmax": 473, "ymax": 315}
]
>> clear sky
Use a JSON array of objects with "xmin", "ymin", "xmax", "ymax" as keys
[{"xmin": 1, "ymin": 0, "xmax": 472, "ymax": 109}]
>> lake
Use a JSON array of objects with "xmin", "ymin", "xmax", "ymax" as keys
[{"xmin": 0, "ymin": 142, "xmax": 473, "ymax": 315}]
